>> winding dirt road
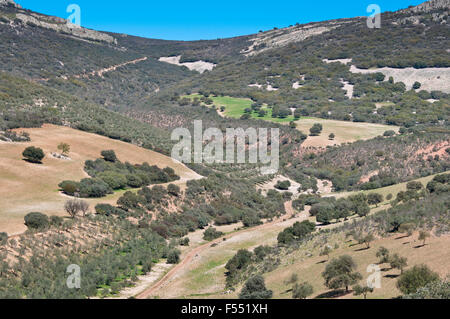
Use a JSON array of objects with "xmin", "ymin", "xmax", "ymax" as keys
[{"xmin": 135, "ymin": 200, "xmax": 297, "ymax": 299}]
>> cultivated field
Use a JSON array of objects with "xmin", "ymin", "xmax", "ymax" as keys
[
  {"xmin": 295, "ymin": 118, "xmax": 399, "ymax": 147},
  {"xmin": 0, "ymin": 124, "xmax": 200, "ymax": 235},
  {"xmin": 184, "ymin": 94, "xmax": 296, "ymax": 123}
]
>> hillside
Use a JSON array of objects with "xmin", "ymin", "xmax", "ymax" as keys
[
  {"xmin": 0, "ymin": 124, "xmax": 200, "ymax": 235},
  {"xmin": 0, "ymin": 0, "xmax": 448, "ymax": 300}
]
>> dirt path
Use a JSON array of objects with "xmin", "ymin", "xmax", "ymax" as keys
[{"xmin": 135, "ymin": 201, "xmax": 296, "ymax": 299}]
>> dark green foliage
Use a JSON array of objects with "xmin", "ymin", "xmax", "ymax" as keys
[
  {"xmin": 22, "ymin": 146, "xmax": 45, "ymax": 163},
  {"xmin": 293, "ymin": 282, "xmax": 314, "ymax": 299},
  {"xmin": 367, "ymin": 193, "xmax": 383, "ymax": 206},
  {"xmin": 396, "ymin": 265, "xmax": 440, "ymax": 295},
  {"xmin": 167, "ymin": 184, "xmax": 181, "ymax": 196},
  {"xmin": 353, "ymin": 284, "xmax": 374, "ymax": 299},
  {"xmin": 0, "ymin": 232, "xmax": 8, "ymax": 245},
  {"xmin": 309, "ymin": 123, "xmax": 323, "ymax": 136},
  {"xmin": 179, "ymin": 237, "xmax": 190, "ymax": 246},
  {"xmin": 24, "ymin": 212, "xmax": 49, "ymax": 230},
  {"xmin": 322, "ymin": 255, "xmax": 362, "ymax": 292},
  {"xmin": 167, "ymin": 249, "xmax": 181, "ymax": 264},
  {"xmin": 203, "ymin": 227, "xmax": 223, "ymax": 241},
  {"xmin": 239, "ymin": 275, "xmax": 272, "ymax": 299},
  {"xmin": 383, "ymin": 130, "xmax": 396, "ymax": 137},
  {"xmin": 58, "ymin": 180, "xmax": 79, "ymax": 196},
  {"xmin": 275, "ymin": 180, "xmax": 291, "ymax": 190},
  {"xmin": 277, "ymin": 220, "xmax": 315, "ymax": 244},
  {"xmin": 101, "ymin": 150, "xmax": 118, "ymax": 163},
  {"xmin": 61, "ymin": 154, "xmax": 179, "ymax": 198},
  {"xmin": 94, "ymin": 203, "xmax": 126, "ymax": 217},
  {"xmin": 117, "ymin": 191, "xmax": 141, "ymax": 211}
]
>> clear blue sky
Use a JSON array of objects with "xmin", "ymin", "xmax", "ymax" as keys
[{"xmin": 15, "ymin": 0, "xmax": 424, "ymax": 40}]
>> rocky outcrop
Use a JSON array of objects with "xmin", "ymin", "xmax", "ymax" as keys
[
  {"xmin": 14, "ymin": 12, "xmax": 117, "ymax": 44},
  {"xmin": 0, "ymin": 0, "xmax": 21, "ymax": 8},
  {"xmin": 406, "ymin": 0, "xmax": 449, "ymax": 12}
]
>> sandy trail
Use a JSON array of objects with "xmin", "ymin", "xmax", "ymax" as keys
[{"xmin": 135, "ymin": 200, "xmax": 298, "ymax": 299}]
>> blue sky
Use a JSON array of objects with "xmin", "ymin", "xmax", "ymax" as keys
[{"xmin": 15, "ymin": 0, "xmax": 424, "ymax": 40}]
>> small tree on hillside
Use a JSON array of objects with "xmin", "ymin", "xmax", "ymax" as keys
[
  {"xmin": 353, "ymin": 284, "xmax": 374, "ymax": 299},
  {"xmin": 64, "ymin": 199, "xmax": 81, "ymax": 219},
  {"xmin": 367, "ymin": 193, "xmax": 383, "ymax": 207},
  {"xmin": 78, "ymin": 200, "xmax": 90, "ymax": 217},
  {"xmin": 359, "ymin": 233, "xmax": 375, "ymax": 249},
  {"xmin": 239, "ymin": 275, "xmax": 273, "ymax": 299},
  {"xmin": 396, "ymin": 265, "xmax": 439, "ymax": 294},
  {"xmin": 328, "ymin": 133, "xmax": 335, "ymax": 140},
  {"xmin": 320, "ymin": 245, "xmax": 332, "ymax": 261},
  {"xmin": 322, "ymin": 255, "xmax": 362, "ymax": 293},
  {"xmin": 309, "ymin": 123, "xmax": 323, "ymax": 136},
  {"xmin": 292, "ymin": 282, "xmax": 314, "ymax": 299},
  {"xmin": 101, "ymin": 150, "xmax": 118, "ymax": 162},
  {"xmin": 57, "ymin": 142, "xmax": 70, "ymax": 155},
  {"xmin": 418, "ymin": 230, "xmax": 430, "ymax": 246},
  {"xmin": 376, "ymin": 246, "xmax": 390, "ymax": 264},
  {"xmin": 390, "ymin": 253, "xmax": 408, "ymax": 274},
  {"xmin": 23, "ymin": 146, "xmax": 45, "ymax": 163}
]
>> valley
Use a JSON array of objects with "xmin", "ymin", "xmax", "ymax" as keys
[{"xmin": 0, "ymin": 0, "xmax": 448, "ymax": 301}]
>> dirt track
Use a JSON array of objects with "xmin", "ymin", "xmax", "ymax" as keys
[{"xmin": 135, "ymin": 200, "xmax": 296, "ymax": 299}]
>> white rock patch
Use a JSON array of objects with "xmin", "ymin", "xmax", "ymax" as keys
[
  {"xmin": 158, "ymin": 56, "xmax": 216, "ymax": 73},
  {"xmin": 349, "ymin": 65, "xmax": 450, "ymax": 93}
]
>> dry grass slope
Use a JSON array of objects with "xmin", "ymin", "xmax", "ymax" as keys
[{"xmin": 0, "ymin": 124, "xmax": 200, "ymax": 235}]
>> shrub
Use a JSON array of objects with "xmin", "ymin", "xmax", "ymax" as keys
[
  {"xmin": 397, "ymin": 265, "xmax": 440, "ymax": 294},
  {"xmin": 95, "ymin": 203, "xmax": 116, "ymax": 216},
  {"xmin": 101, "ymin": 150, "xmax": 118, "ymax": 162},
  {"xmin": 24, "ymin": 212, "xmax": 49, "ymax": 230},
  {"xmin": 22, "ymin": 146, "xmax": 45, "ymax": 163},
  {"xmin": 50, "ymin": 216, "xmax": 64, "ymax": 227},
  {"xmin": 203, "ymin": 227, "xmax": 223, "ymax": 241},
  {"xmin": 309, "ymin": 123, "xmax": 323, "ymax": 136},
  {"xmin": 97, "ymin": 171, "xmax": 127, "ymax": 190},
  {"xmin": 412, "ymin": 81, "xmax": 421, "ymax": 90},
  {"xmin": 0, "ymin": 232, "xmax": 8, "ymax": 245},
  {"xmin": 167, "ymin": 184, "xmax": 181, "ymax": 196},
  {"xmin": 239, "ymin": 275, "xmax": 273, "ymax": 299},
  {"xmin": 167, "ymin": 249, "xmax": 181, "ymax": 264},
  {"xmin": 79, "ymin": 178, "xmax": 112, "ymax": 198},
  {"xmin": 383, "ymin": 130, "xmax": 396, "ymax": 137},
  {"xmin": 58, "ymin": 180, "xmax": 79, "ymax": 195},
  {"xmin": 179, "ymin": 237, "xmax": 190, "ymax": 246},
  {"xmin": 126, "ymin": 174, "xmax": 143, "ymax": 188},
  {"xmin": 292, "ymin": 282, "xmax": 314, "ymax": 299},
  {"xmin": 275, "ymin": 180, "xmax": 291, "ymax": 190}
]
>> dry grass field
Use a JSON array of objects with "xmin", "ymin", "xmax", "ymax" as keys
[
  {"xmin": 0, "ymin": 124, "xmax": 200, "ymax": 235},
  {"xmin": 295, "ymin": 118, "xmax": 399, "ymax": 148},
  {"xmin": 264, "ymin": 232, "xmax": 450, "ymax": 299}
]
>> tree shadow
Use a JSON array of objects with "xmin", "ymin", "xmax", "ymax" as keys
[
  {"xmin": 413, "ymin": 244, "xmax": 425, "ymax": 249},
  {"xmin": 316, "ymin": 260, "xmax": 327, "ymax": 264},
  {"xmin": 354, "ymin": 246, "xmax": 370, "ymax": 252},
  {"xmin": 384, "ymin": 274, "xmax": 399, "ymax": 278},
  {"xmin": 281, "ymin": 288, "xmax": 293, "ymax": 295},
  {"xmin": 395, "ymin": 235, "xmax": 409, "ymax": 240},
  {"xmin": 380, "ymin": 267, "xmax": 391, "ymax": 272},
  {"xmin": 402, "ymin": 241, "xmax": 410, "ymax": 245},
  {"xmin": 22, "ymin": 158, "xmax": 43, "ymax": 164},
  {"xmin": 315, "ymin": 289, "xmax": 351, "ymax": 299}
]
